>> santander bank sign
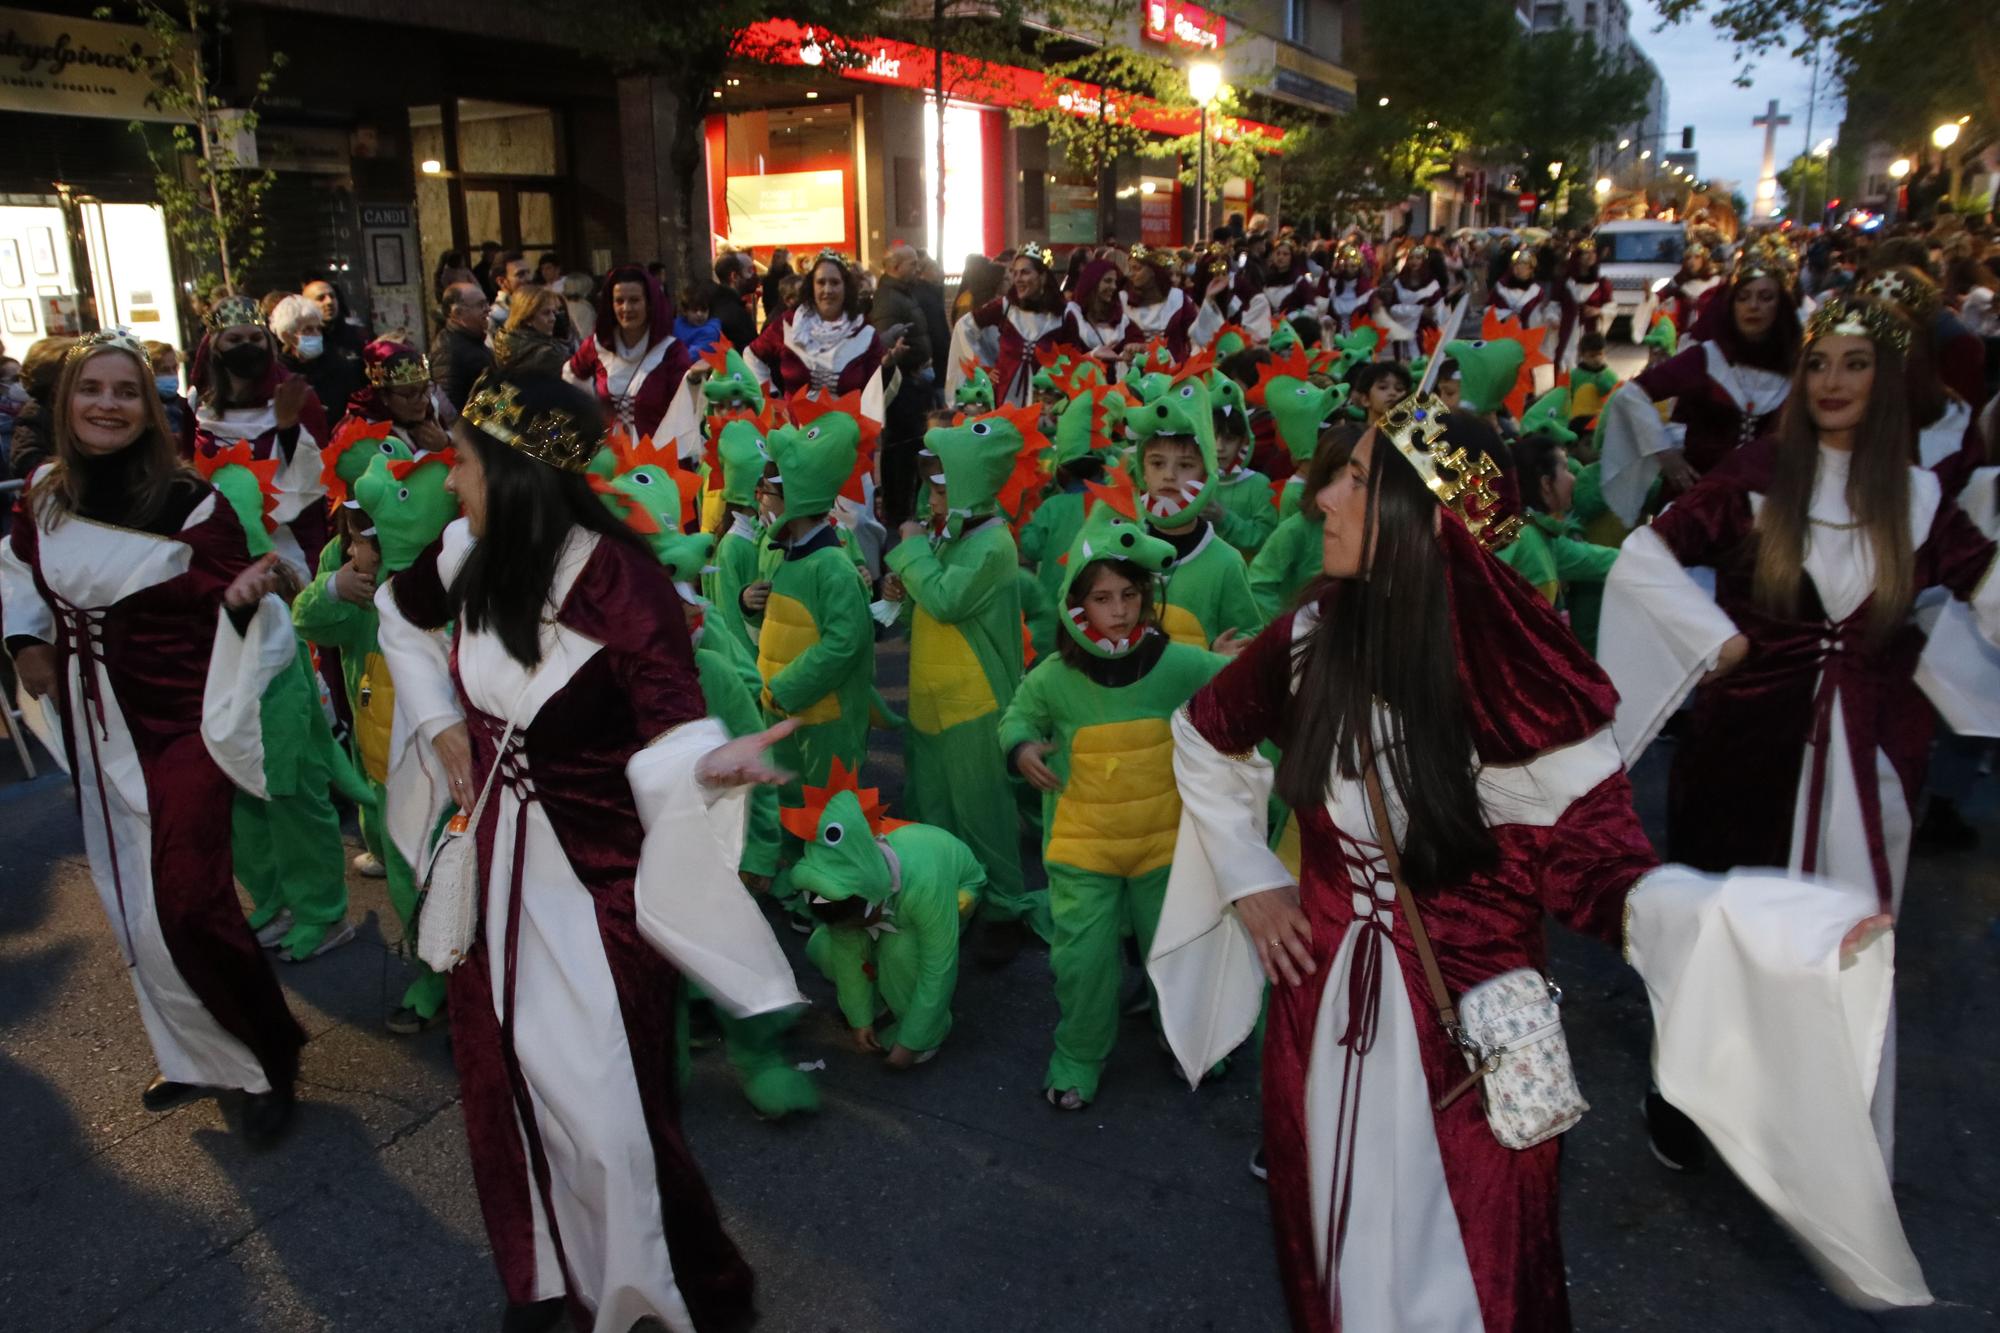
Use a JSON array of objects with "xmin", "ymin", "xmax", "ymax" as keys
[{"xmin": 1143, "ymin": 0, "xmax": 1226, "ymax": 52}]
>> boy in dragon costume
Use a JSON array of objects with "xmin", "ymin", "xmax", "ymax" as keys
[
  {"xmin": 1018, "ymin": 385, "xmax": 1127, "ymax": 608},
  {"xmin": 294, "ymin": 448, "xmax": 459, "ymax": 1022},
  {"xmin": 1495, "ymin": 397, "xmax": 1619, "ymax": 654},
  {"xmin": 701, "ymin": 405, "xmax": 778, "ymax": 658},
  {"xmin": 757, "ymin": 391, "xmax": 878, "ymax": 803},
  {"xmin": 1126, "ymin": 374, "xmax": 1260, "ymax": 652},
  {"xmin": 1562, "ymin": 331, "xmax": 1619, "ymax": 425},
  {"xmin": 953, "ymin": 359, "xmax": 997, "ymax": 414},
  {"xmin": 884, "ymin": 403, "xmax": 1052, "ymax": 958},
  {"xmin": 795, "ymin": 761, "xmax": 986, "ymax": 1069},
  {"xmin": 1206, "ymin": 370, "xmax": 1277, "ymax": 558},
  {"xmin": 1246, "ymin": 345, "xmax": 1348, "ymax": 522},
  {"xmin": 999, "ymin": 492, "xmax": 1227, "ymax": 1107},
  {"xmin": 196, "ymin": 444, "xmax": 369, "ymax": 963}
]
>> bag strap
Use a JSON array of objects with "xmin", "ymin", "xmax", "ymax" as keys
[{"xmin": 1359, "ymin": 737, "xmax": 1486, "ymax": 1111}]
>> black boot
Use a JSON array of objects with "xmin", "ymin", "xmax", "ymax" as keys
[
  {"xmin": 499, "ymin": 1297, "xmax": 566, "ymax": 1333},
  {"xmin": 974, "ymin": 917, "xmax": 1026, "ymax": 968},
  {"xmin": 242, "ymin": 1084, "xmax": 296, "ymax": 1149},
  {"xmin": 1643, "ymin": 1091, "xmax": 1707, "ymax": 1172},
  {"xmin": 1914, "ymin": 797, "xmax": 1979, "ymax": 854},
  {"xmin": 141, "ymin": 1074, "xmax": 203, "ymax": 1112}
]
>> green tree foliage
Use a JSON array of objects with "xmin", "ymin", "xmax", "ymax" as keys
[
  {"xmin": 97, "ymin": 0, "xmax": 284, "ymax": 297},
  {"xmin": 1774, "ymin": 150, "xmax": 1830, "ymax": 216},
  {"xmin": 1499, "ymin": 26, "xmax": 1655, "ymax": 214}
]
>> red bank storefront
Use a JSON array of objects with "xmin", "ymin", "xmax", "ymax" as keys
[{"xmin": 711, "ymin": 18, "xmax": 1282, "ymax": 276}]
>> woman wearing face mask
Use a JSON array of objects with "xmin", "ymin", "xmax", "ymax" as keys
[
  {"xmin": 1149, "ymin": 368, "xmax": 1934, "ymax": 1331},
  {"xmin": 969, "ymin": 244, "xmax": 1069, "ymax": 406},
  {"xmin": 192, "ymin": 294, "xmax": 331, "ymax": 578},
  {"xmin": 2, "ymin": 332, "xmax": 306, "ymax": 1145},
  {"xmin": 563, "ymin": 264, "xmax": 699, "ymax": 457},
  {"xmin": 1598, "ymin": 294, "xmax": 2000, "ymax": 1173},
  {"xmin": 271, "ymin": 293, "xmax": 364, "ymax": 420},
  {"xmin": 1597, "ymin": 238, "xmax": 1804, "ymax": 525},
  {"xmin": 373, "ymin": 371, "xmax": 800, "ymax": 1333}
]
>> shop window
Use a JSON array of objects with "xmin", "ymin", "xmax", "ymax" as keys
[
  {"xmin": 718, "ymin": 104, "xmax": 857, "ymax": 256},
  {"xmin": 922, "ymin": 101, "xmax": 985, "ymax": 269},
  {"xmin": 454, "ymin": 99, "xmax": 560, "ymax": 177}
]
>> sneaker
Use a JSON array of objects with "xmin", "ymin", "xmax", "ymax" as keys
[
  {"xmin": 384, "ymin": 1005, "xmax": 443, "ymax": 1036},
  {"xmin": 254, "ymin": 910, "xmax": 294, "ymax": 949},
  {"xmin": 281, "ymin": 919, "xmax": 357, "ymax": 963},
  {"xmin": 351, "ymin": 851, "xmax": 387, "ymax": 878},
  {"xmin": 1044, "ymin": 1086, "xmax": 1087, "ymax": 1112},
  {"xmin": 1643, "ymin": 1092, "xmax": 1707, "ymax": 1172},
  {"xmin": 1248, "ymin": 1144, "xmax": 1268, "ymax": 1182}
]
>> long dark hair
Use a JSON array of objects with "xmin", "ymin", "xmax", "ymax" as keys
[
  {"xmin": 451, "ymin": 379, "xmax": 652, "ymax": 667},
  {"xmin": 1056, "ymin": 557, "xmax": 1157, "ymax": 671},
  {"xmin": 1754, "ymin": 306, "xmax": 1915, "ymax": 644},
  {"xmin": 1276, "ymin": 423, "xmax": 1497, "ymax": 890}
]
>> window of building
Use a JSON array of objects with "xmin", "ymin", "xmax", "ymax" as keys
[
  {"xmin": 1287, "ymin": 0, "xmax": 1309, "ymax": 45},
  {"xmin": 1533, "ymin": 3, "xmax": 1563, "ymax": 33}
]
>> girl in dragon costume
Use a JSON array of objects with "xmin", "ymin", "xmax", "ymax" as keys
[
  {"xmin": 1000, "ymin": 493, "xmax": 1228, "ymax": 1108},
  {"xmin": 1019, "ymin": 384, "xmax": 1127, "ymax": 609},
  {"xmin": 1495, "ymin": 421, "xmax": 1619, "ymax": 655},
  {"xmin": 1127, "ymin": 374, "xmax": 1260, "ymax": 654},
  {"xmin": 1207, "ymin": 372, "xmax": 1278, "ymax": 559},
  {"xmin": 795, "ymin": 761, "xmax": 987, "ymax": 1069},
  {"xmin": 884, "ymin": 403, "xmax": 1054, "ymax": 959}
]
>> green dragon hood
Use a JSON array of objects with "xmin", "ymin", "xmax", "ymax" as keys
[
  {"xmin": 1058, "ymin": 489, "xmax": 1179, "ymax": 658},
  {"xmin": 710, "ymin": 408, "xmax": 776, "ymax": 508},
  {"xmin": 1517, "ymin": 387, "xmax": 1577, "ymax": 446},
  {"xmin": 194, "ymin": 442, "xmax": 279, "ymax": 560},
  {"xmin": 781, "ymin": 763, "xmax": 905, "ymax": 906},
  {"xmin": 1643, "ymin": 313, "xmax": 1679, "ymax": 356},
  {"xmin": 1125, "ymin": 376, "xmax": 1217, "ymax": 528},
  {"xmin": 1441, "ymin": 338, "xmax": 1526, "ymax": 415},
  {"xmin": 765, "ymin": 393, "xmax": 872, "ymax": 525},
  {"xmin": 355, "ymin": 451, "xmax": 459, "ymax": 574},
  {"xmin": 324, "ymin": 417, "xmax": 417, "ymax": 501},
  {"xmin": 1053, "ymin": 386, "xmax": 1130, "ymax": 468},
  {"xmin": 923, "ymin": 404, "xmax": 1049, "ymax": 536},
  {"xmin": 698, "ymin": 345, "xmax": 765, "ymax": 415},
  {"xmin": 953, "ymin": 361, "xmax": 996, "ymax": 412}
]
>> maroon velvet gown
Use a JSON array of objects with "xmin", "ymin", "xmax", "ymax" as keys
[
  {"xmin": 387, "ymin": 533, "xmax": 754, "ymax": 1330},
  {"xmin": 1182, "ymin": 517, "xmax": 1659, "ymax": 1331},
  {"xmin": 971, "ymin": 296, "xmax": 1069, "ymax": 406}
]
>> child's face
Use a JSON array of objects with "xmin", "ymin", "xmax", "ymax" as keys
[
  {"xmin": 755, "ymin": 479, "xmax": 782, "ymax": 524},
  {"xmin": 350, "ymin": 534, "xmax": 381, "ymax": 577},
  {"xmin": 1215, "ymin": 429, "xmax": 1246, "ymax": 471},
  {"xmin": 1079, "ymin": 564, "xmax": 1144, "ymax": 642},
  {"xmin": 1577, "ymin": 351, "xmax": 1605, "ymax": 372},
  {"xmin": 926, "ymin": 477, "xmax": 948, "ymax": 522},
  {"xmin": 683, "ymin": 303, "xmax": 710, "ymax": 324},
  {"xmin": 1141, "ymin": 438, "xmax": 1206, "ymax": 504},
  {"xmin": 1540, "ymin": 448, "xmax": 1574, "ymax": 516},
  {"xmin": 1437, "ymin": 379, "xmax": 1462, "ymax": 411},
  {"xmin": 1367, "ymin": 376, "xmax": 1409, "ymax": 419}
]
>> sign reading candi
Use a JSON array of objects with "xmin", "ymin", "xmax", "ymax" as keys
[{"xmin": 0, "ymin": 6, "xmax": 182, "ymax": 122}]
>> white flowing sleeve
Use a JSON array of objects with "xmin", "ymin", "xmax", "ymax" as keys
[
  {"xmin": 659, "ymin": 374, "xmax": 704, "ymax": 462},
  {"xmin": 743, "ymin": 346, "xmax": 776, "ymax": 391},
  {"xmin": 942, "ymin": 314, "xmax": 981, "ymax": 400},
  {"xmin": 3, "ymin": 516, "xmax": 65, "ymax": 771},
  {"xmin": 1913, "ymin": 532, "xmax": 2000, "ymax": 737},
  {"xmin": 1147, "ymin": 705, "xmax": 1295, "ymax": 1088},
  {"xmin": 1598, "ymin": 380, "xmax": 1675, "ymax": 526},
  {"xmin": 1597, "ymin": 524, "xmax": 1740, "ymax": 763},
  {"xmin": 1625, "ymin": 866, "xmax": 1931, "ymax": 1310},
  {"xmin": 628, "ymin": 716, "xmax": 806, "ymax": 1019},
  {"xmin": 1241, "ymin": 291, "xmax": 1275, "ymax": 345},
  {"xmin": 201, "ymin": 595, "xmax": 298, "ymax": 799},
  {"xmin": 1187, "ymin": 297, "xmax": 1226, "ymax": 353},
  {"xmin": 374, "ymin": 519, "xmax": 473, "ymax": 869}
]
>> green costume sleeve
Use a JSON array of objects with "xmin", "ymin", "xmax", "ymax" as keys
[
  {"xmin": 707, "ymin": 527, "xmax": 765, "ymax": 652},
  {"xmin": 1494, "ymin": 526, "xmax": 1561, "ymax": 602},
  {"xmin": 822, "ymin": 926, "xmax": 880, "ymax": 1031},
  {"xmin": 1550, "ymin": 531, "xmax": 1619, "ymax": 586},
  {"xmin": 1213, "ymin": 475, "xmax": 1278, "ymax": 556},
  {"xmin": 1248, "ymin": 514, "xmax": 1320, "ymax": 624},
  {"xmin": 768, "ymin": 551, "xmax": 872, "ymax": 716},
  {"xmin": 289, "ymin": 543, "xmax": 369, "ymax": 650},
  {"xmin": 885, "ymin": 531, "xmax": 1010, "ymax": 624},
  {"xmin": 997, "ymin": 657, "xmax": 1059, "ymax": 759},
  {"xmin": 1018, "ymin": 499, "xmax": 1057, "ymax": 568},
  {"xmin": 890, "ymin": 836, "xmax": 982, "ymax": 1053},
  {"xmin": 1214, "ymin": 546, "xmax": 1262, "ymax": 638}
]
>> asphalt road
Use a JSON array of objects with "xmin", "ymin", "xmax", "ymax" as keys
[{"xmin": 1, "ymin": 642, "xmax": 1995, "ymax": 1333}]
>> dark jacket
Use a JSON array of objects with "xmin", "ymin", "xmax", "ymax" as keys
[
  {"xmin": 431, "ymin": 323, "xmax": 495, "ymax": 413},
  {"xmin": 714, "ymin": 287, "xmax": 758, "ymax": 352},
  {"xmin": 284, "ymin": 344, "xmax": 364, "ymax": 423},
  {"xmin": 869, "ymin": 273, "xmax": 933, "ymax": 377},
  {"xmin": 916, "ymin": 279, "xmax": 950, "ymax": 382}
]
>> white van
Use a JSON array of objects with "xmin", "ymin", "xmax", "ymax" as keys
[{"xmin": 1594, "ymin": 219, "xmax": 1686, "ymax": 340}]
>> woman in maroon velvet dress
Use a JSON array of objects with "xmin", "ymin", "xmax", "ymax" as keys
[
  {"xmin": 1597, "ymin": 239, "xmax": 1804, "ymax": 525},
  {"xmin": 970, "ymin": 244, "xmax": 1069, "ymax": 406},
  {"xmin": 375, "ymin": 372, "xmax": 800, "ymax": 1333},
  {"xmin": 745, "ymin": 249, "xmax": 889, "ymax": 408},
  {"xmin": 1061, "ymin": 257, "xmax": 1130, "ymax": 363},
  {"xmin": 1146, "ymin": 395, "xmax": 1913, "ymax": 1329},
  {"xmin": 563, "ymin": 264, "xmax": 698, "ymax": 452},
  {"xmin": 3, "ymin": 332, "xmax": 304, "ymax": 1144}
]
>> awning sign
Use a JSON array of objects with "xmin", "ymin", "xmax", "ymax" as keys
[{"xmin": 0, "ymin": 7, "xmax": 183, "ymax": 123}]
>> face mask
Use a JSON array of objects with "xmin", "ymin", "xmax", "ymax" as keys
[
  {"xmin": 155, "ymin": 375, "xmax": 180, "ymax": 397},
  {"xmin": 218, "ymin": 341, "xmax": 272, "ymax": 378},
  {"xmin": 4, "ymin": 381, "xmax": 26, "ymax": 404},
  {"xmin": 294, "ymin": 333, "xmax": 324, "ymax": 360}
]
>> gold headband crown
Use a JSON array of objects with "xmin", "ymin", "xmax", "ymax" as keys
[
  {"xmin": 1733, "ymin": 238, "xmax": 1797, "ymax": 283},
  {"xmin": 1804, "ymin": 297, "xmax": 1911, "ymax": 356},
  {"xmin": 367, "ymin": 355, "xmax": 429, "ymax": 388},
  {"xmin": 1862, "ymin": 270, "xmax": 1940, "ymax": 322},
  {"xmin": 461, "ymin": 375, "xmax": 599, "ymax": 473},
  {"xmin": 1017, "ymin": 242, "xmax": 1051, "ymax": 267},
  {"xmin": 65, "ymin": 329, "xmax": 153, "ymax": 370},
  {"xmin": 204, "ymin": 294, "xmax": 265, "ymax": 332},
  {"xmin": 810, "ymin": 247, "xmax": 851, "ymax": 273},
  {"xmin": 1129, "ymin": 243, "xmax": 1165, "ymax": 266},
  {"xmin": 1335, "ymin": 243, "xmax": 1363, "ymax": 265},
  {"xmin": 1378, "ymin": 394, "xmax": 1522, "ymax": 552}
]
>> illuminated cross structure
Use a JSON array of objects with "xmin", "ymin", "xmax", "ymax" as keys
[{"xmin": 1751, "ymin": 99, "xmax": 1791, "ymax": 222}]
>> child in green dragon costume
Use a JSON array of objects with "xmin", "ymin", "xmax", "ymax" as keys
[
  {"xmin": 1000, "ymin": 494, "xmax": 1228, "ymax": 1107},
  {"xmin": 1126, "ymin": 374, "xmax": 1260, "ymax": 653},
  {"xmin": 1206, "ymin": 370, "xmax": 1278, "ymax": 559},
  {"xmin": 195, "ymin": 443, "xmax": 369, "ymax": 963},
  {"xmin": 1018, "ymin": 384, "xmax": 1127, "ymax": 609},
  {"xmin": 1495, "ymin": 400, "xmax": 1619, "ymax": 655},
  {"xmin": 293, "ymin": 449, "xmax": 460, "ymax": 1022},
  {"xmin": 795, "ymin": 761, "xmax": 987, "ymax": 1069},
  {"xmin": 952, "ymin": 359, "xmax": 996, "ymax": 414},
  {"xmin": 756, "ymin": 391, "xmax": 879, "ymax": 804},
  {"xmin": 884, "ymin": 403, "xmax": 1053, "ymax": 958},
  {"xmin": 700, "ymin": 405, "xmax": 778, "ymax": 659},
  {"xmin": 1246, "ymin": 344, "xmax": 1349, "ymax": 523}
]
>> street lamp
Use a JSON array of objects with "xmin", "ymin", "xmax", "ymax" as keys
[
  {"xmin": 1812, "ymin": 137, "xmax": 1834, "ymax": 158},
  {"xmin": 1931, "ymin": 121, "xmax": 1960, "ymax": 150},
  {"xmin": 1887, "ymin": 157, "xmax": 1911, "ymax": 179},
  {"xmin": 1187, "ymin": 60, "xmax": 1222, "ymax": 246},
  {"xmin": 1639, "ymin": 149, "xmax": 1652, "ymax": 161},
  {"xmin": 1617, "ymin": 138, "xmax": 1631, "ymax": 151},
  {"xmin": 1594, "ymin": 177, "xmax": 1612, "ymax": 196},
  {"xmin": 1378, "ymin": 96, "xmax": 1390, "ymax": 107}
]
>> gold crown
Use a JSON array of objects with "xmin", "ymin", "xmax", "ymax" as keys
[
  {"xmin": 1335, "ymin": 243, "xmax": 1363, "ymax": 265},
  {"xmin": 204, "ymin": 294, "xmax": 265, "ymax": 332},
  {"xmin": 1733, "ymin": 237, "xmax": 1797, "ymax": 283},
  {"xmin": 1379, "ymin": 393, "xmax": 1522, "ymax": 552},
  {"xmin": 1574, "ymin": 237, "xmax": 1597, "ymax": 255},
  {"xmin": 461, "ymin": 375, "xmax": 599, "ymax": 473},
  {"xmin": 64, "ymin": 329, "xmax": 153, "ymax": 370},
  {"xmin": 1804, "ymin": 296, "xmax": 1911, "ymax": 356},
  {"xmin": 810, "ymin": 247, "xmax": 851, "ymax": 272},
  {"xmin": 1684, "ymin": 242, "xmax": 1710, "ymax": 262},
  {"xmin": 1403, "ymin": 245, "xmax": 1432, "ymax": 266},
  {"xmin": 367, "ymin": 354, "xmax": 429, "ymax": 388},
  {"xmin": 1129, "ymin": 243, "xmax": 1167, "ymax": 267},
  {"xmin": 1862, "ymin": 269, "xmax": 1940, "ymax": 321},
  {"xmin": 1018, "ymin": 241, "xmax": 1051, "ymax": 266}
]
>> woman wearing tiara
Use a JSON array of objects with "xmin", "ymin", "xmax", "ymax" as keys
[{"xmin": 969, "ymin": 243, "xmax": 1070, "ymax": 406}]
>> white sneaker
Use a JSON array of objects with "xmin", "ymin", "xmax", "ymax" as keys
[
  {"xmin": 281, "ymin": 919, "xmax": 357, "ymax": 963},
  {"xmin": 254, "ymin": 911, "xmax": 294, "ymax": 949},
  {"xmin": 351, "ymin": 851, "xmax": 386, "ymax": 879}
]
